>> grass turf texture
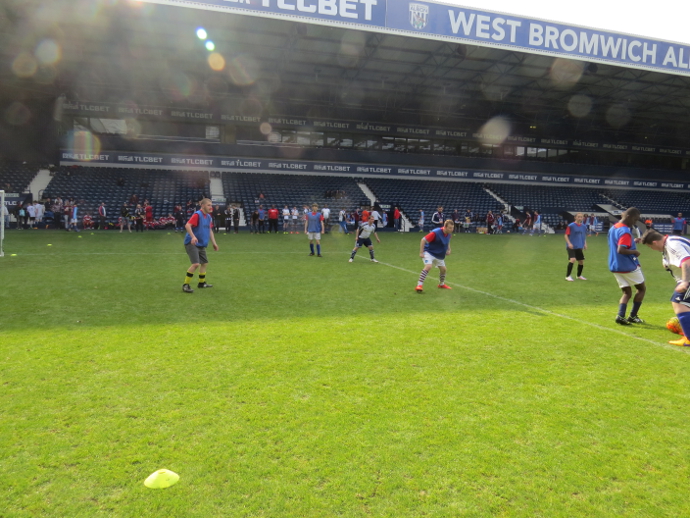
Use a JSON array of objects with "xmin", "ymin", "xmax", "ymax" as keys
[{"xmin": 1, "ymin": 230, "xmax": 689, "ymax": 517}]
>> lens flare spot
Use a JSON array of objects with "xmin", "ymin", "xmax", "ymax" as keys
[
  {"xmin": 606, "ymin": 103, "xmax": 631, "ymax": 129},
  {"xmin": 196, "ymin": 28, "xmax": 207, "ymax": 40},
  {"xmin": 549, "ymin": 58, "xmax": 584, "ymax": 89},
  {"xmin": 259, "ymin": 122, "xmax": 272, "ymax": 135},
  {"xmin": 12, "ymin": 52, "xmax": 38, "ymax": 78},
  {"xmin": 478, "ymin": 116, "xmax": 511, "ymax": 146},
  {"xmin": 568, "ymin": 94, "xmax": 592, "ymax": 118},
  {"xmin": 35, "ymin": 39, "xmax": 61, "ymax": 65},
  {"xmin": 208, "ymin": 52, "xmax": 225, "ymax": 71},
  {"xmin": 205, "ymin": 41, "xmax": 215, "ymax": 51},
  {"xmin": 228, "ymin": 54, "xmax": 259, "ymax": 86},
  {"xmin": 166, "ymin": 71, "xmax": 196, "ymax": 100},
  {"xmin": 67, "ymin": 130, "xmax": 102, "ymax": 159},
  {"xmin": 5, "ymin": 102, "xmax": 31, "ymax": 126}
]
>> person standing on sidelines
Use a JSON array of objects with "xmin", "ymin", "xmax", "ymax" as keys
[
  {"xmin": 338, "ymin": 207, "xmax": 349, "ymax": 234},
  {"xmin": 305, "ymin": 204, "xmax": 325, "ymax": 257},
  {"xmin": 98, "ymin": 202, "xmax": 107, "ymax": 230},
  {"xmin": 182, "ymin": 198, "xmax": 218, "ymax": 293},
  {"xmin": 418, "ymin": 209, "xmax": 425, "ymax": 232},
  {"xmin": 120, "ymin": 202, "xmax": 132, "ymax": 233},
  {"xmin": 282, "ymin": 205, "xmax": 290, "ymax": 233},
  {"xmin": 670, "ymin": 213, "xmax": 686, "ymax": 236},
  {"xmin": 431, "ymin": 206, "xmax": 444, "ymax": 229},
  {"xmin": 530, "ymin": 210, "xmax": 542, "ymax": 236},
  {"xmin": 608, "ymin": 207, "xmax": 646, "ymax": 325},
  {"xmin": 415, "ymin": 220, "xmax": 454, "ymax": 293},
  {"xmin": 565, "ymin": 212, "xmax": 587, "ymax": 281},
  {"xmin": 348, "ymin": 219, "xmax": 380, "ymax": 263},
  {"xmin": 291, "ymin": 206, "xmax": 299, "ymax": 233},
  {"xmin": 463, "ymin": 209, "xmax": 472, "ymax": 233},
  {"xmin": 268, "ymin": 204, "xmax": 280, "ymax": 233},
  {"xmin": 322, "ymin": 204, "xmax": 331, "ymax": 233},
  {"xmin": 641, "ymin": 229, "xmax": 690, "ymax": 346}
]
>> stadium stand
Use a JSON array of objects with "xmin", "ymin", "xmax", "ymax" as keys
[
  {"xmin": 43, "ymin": 167, "xmax": 210, "ymax": 221},
  {"xmin": 604, "ymin": 189, "xmax": 690, "ymax": 215},
  {"xmin": 363, "ymin": 178, "xmax": 501, "ymax": 229},
  {"xmin": 221, "ymin": 173, "xmax": 370, "ymax": 224},
  {"xmin": 0, "ymin": 161, "xmax": 39, "ymax": 193}
]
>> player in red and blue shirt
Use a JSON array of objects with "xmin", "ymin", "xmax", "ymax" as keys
[
  {"xmin": 182, "ymin": 198, "xmax": 218, "ymax": 293},
  {"xmin": 564, "ymin": 212, "xmax": 587, "ymax": 281},
  {"xmin": 607, "ymin": 207, "xmax": 646, "ymax": 325},
  {"xmin": 415, "ymin": 220, "xmax": 454, "ymax": 292}
]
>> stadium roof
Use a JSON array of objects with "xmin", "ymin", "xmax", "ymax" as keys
[{"xmin": 2, "ymin": 0, "xmax": 690, "ymax": 149}]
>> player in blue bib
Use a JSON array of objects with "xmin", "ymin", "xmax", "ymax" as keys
[
  {"xmin": 416, "ymin": 220, "xmax": 454, "ymax": 292},
  {"xmin": 564, "ymin": 212, "xmax": 587, "ymax": 281},
  {"xmin": 305, "ymin": 204, "xmax": 325, "ymax": 257},
  {"xmin": 608, "ymin": 207, "xmax": 646, "ymax": 325},
  {"xmin": 182, "ymin": 198, "xmax": 219, "ymax": 293}
]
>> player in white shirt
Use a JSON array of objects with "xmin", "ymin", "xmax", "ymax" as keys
[
  {"xmin": 338, "ymin": 208, "xmax": 349, "ymax": 234},
  {"xmin": 34, "ymin": 202, "xmax": 44, "ymax": 228},
  {"xmin": 290, "ymin": 207, "xmax": 299, "ymax": 232},
  {"xmin": 348, "ymin": 220, "xmax": 380, "ymax": 263},
  {"xmin": 282, "ymin": 205, "xmax": 290, "ymax": 233},
  {"xmin": 322, "ymin": 205, "xmax": 331, "ymax": 233},
  {"xmin": 642, "ymin": 229, "xmax": 690, "ymax": 346}
]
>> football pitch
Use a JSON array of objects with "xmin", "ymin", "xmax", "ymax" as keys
[{"xmin": 1, "ymin": 229, "xmax": 689, "ymax": 517}]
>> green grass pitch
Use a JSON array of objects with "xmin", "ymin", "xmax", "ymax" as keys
[{"xmin": 1, "ymin": 229, "xmax": 689, "ymax": 517}]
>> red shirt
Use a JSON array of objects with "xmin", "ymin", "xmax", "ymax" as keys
[{"xmin": 268, "ymin": 208, "xmax": 279, "ymax": 219}]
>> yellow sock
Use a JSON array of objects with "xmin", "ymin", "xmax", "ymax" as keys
[
  {"xmin": 198, "ymin": 274, "xmax": 206, "ymax": 285},
  {"xmin": 184, "ymin": 271, "xmax": 194, "ymax": 285}
]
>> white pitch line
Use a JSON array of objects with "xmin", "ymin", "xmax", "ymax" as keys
[{"xmin": 375, "ymin": 259, "xmax": 690, "ymax": 355}]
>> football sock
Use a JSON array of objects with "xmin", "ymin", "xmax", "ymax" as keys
[
  {"xmin": 198, "ymin": 274, "xmax": 206, "ymax": 285},
  {"xmin": 418, "ymin": 269, "xmax": 429, "ymax": 286},
  {"xmin": 317, "ymin": 244, "xmax": 321, "ymax": 255},
  {"xmin": 350, "ymin": 249, "xmax": 357, "ymax": 259},
  {"xmin": 567, "ymin": 263, "xmax": 574, "ymax": 276},
  {"xmin": 577, "ymin": 264, "xmax": 584, "ymax": 277},
  {"xmin": 184, "ymin": 271, "xmax": 194, "ymax": 285},
  {"xmin": 310, "ymin": 243, "xmax": 314, "ymax": 254},
  {"xmin": 439, "ymin": 274, "xmax": 446, "ymax": 285},
  {"xmin": 630, "ymin": 301, "xmax": 642, "ymax": 317},
  {"xmin": 618, "ymin": 303, "xmax": 627, "ymax": 318},
  {"xmin": 677, "ymin": 312, "xmax": 690, "ymax": 338},
  {"xmin": 369, "ymin": 249, "xmax": 375, "ymax": 259}
]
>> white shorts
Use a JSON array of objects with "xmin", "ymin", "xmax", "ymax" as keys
[
  {"xmin": 423, "ymin": 251, "xmax": 446, "ymax": 268},
  {"xmin": 613, "ymin": 267, "xmax": 645, "ymax": 288},
  {"xmin": 307, "ymin": 232, "xmax": 321, "ymax": 240}
]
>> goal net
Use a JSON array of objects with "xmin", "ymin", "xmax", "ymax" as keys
[{"xmin": 0, "ymin": 190, "xmax": 4, "ymax": 257}]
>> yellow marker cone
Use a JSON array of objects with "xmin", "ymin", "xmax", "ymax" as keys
[{"xmin": 144, "ymin": 469, "xmax": 180, "ymax": 489}]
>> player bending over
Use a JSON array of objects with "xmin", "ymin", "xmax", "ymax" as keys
[
  {"xmin": 416, "ymin": 220, "xmax": 454, "ymax": 292},
  {"xmin": 642, "ymin": 229, "xmax": 690, "ymax": 346},
  {"xmin": 349, "ymin": 220, "xmax": 380, "ymax": 263}
]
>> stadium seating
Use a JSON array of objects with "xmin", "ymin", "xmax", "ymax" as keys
[
  {"xmin": 221, "ymin": 172, "xmax": 370, "ymax": 223},
  {"xmin": 363, "ymin": 178, "xmax": 501, "ymax": 229},
  {"xmin": 604, "ymin": 189, "xmax": 690, "ymax": 215},
  {"xmin": 43, "ymin": 167, "xmax": 210, "ymax": 221},
  {"xmin": 0, "ymin": 161, "xmax": 39, "ymax": 193}
]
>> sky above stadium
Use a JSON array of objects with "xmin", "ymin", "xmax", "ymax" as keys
[{"xmin": 449, "ymin": 0, "xmax": 690, "ymax": 45}]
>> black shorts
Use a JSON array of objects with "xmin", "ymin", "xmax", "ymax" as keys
[
  {"xmin": 567, "ymin": 248, "xmax": 585, "ymax": 261},
  {"xmin": 356, "ymin": 237, "xmax": 373, "ymax": 248},
  {"xmin": 670, "ymin": 285, "xmax": 690, "ymax": 308}
]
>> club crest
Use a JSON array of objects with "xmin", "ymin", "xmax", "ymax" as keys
[{"xmin": 409, "ymin": 3, "xmax": 429, "ymax": 31}]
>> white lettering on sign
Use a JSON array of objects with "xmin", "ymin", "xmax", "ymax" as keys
[{"xmin": 260, "ymin": 0, "xmax": 377, "ymax": 21}]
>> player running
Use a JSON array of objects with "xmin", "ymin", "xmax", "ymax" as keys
[{"xmin": 348, "ymin": 219, "xmax": 380, "ymax": 263}]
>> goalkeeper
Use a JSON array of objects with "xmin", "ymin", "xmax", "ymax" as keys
[{"xmin": 641, "ymin": 229, "xmax": 690, "ymax": 346}]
